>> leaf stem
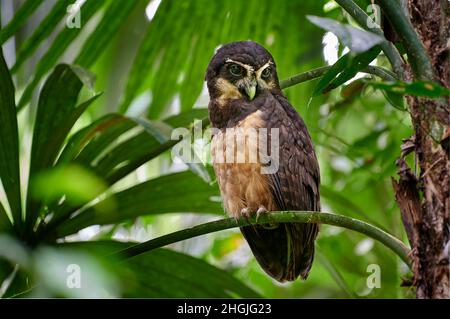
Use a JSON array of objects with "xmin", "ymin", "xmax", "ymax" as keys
[
  {"xmin": 280, "ymin": 65, "xmax": 396, "ymax": 89},
  {"xmin": 376, "ymin": 0, "xmax": 433, "ymax": 80},
  {"xmin": 334, "ymin": 0, "xmax": 406, "ymax": 79},
  {"xmin": 364, "ymin": 65, "xmax": 397, "ymax": 81},
  {"xmin": 114, "ymin": 211, "xmax": 411, "ymax": 268},
  {"xmin": 280, "ymin": 66, "xmax": 331, "ymax": 88}
]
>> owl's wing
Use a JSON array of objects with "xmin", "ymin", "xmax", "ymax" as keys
[
  {"xmin": 241, "ymin": 94, "xmax": 320, "ymax": 281},
  {"xmin": 268, "ymin": 94, "xmax": 320, "ymax": 212}
]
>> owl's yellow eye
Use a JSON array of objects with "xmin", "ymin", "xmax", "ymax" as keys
[
  {"xmin": 261, "ymin": 67, "xmax": 271, "ymax": 79},
  {"xmin": 229, "ymin": 64, "xmax": 243, "ymax": 77}
]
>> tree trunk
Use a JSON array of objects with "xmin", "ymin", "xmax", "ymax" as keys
[{"xmin": 393, "ymin": 0, "xmax": 449, "ymax": 299}]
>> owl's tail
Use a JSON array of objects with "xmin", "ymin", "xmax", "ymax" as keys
[{"xmin": 240, "ymin": 222, "xmax": 318, "ymax": 282}]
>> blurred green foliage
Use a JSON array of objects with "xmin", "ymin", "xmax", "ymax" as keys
[{"xmin": 0, "ymin": 0, "xmax": 429, "ymax": 298}]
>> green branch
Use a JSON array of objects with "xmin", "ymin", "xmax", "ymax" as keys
[
  {"xmin": 376, "ymin": 0, "xmax": 434, "ymax": 80},
  {"xmin": 280, "ymin": 65, "xmax": 396, "ymax": 89},
  {"xmin": 364, "ymin": 65, "xmax": 397, "ymax": 81},
  {"xmin": 335, "ymin": 0, "xmax": 406, "ymax": 79},
  {"xmin": 280, "ymin": 66, "xmax": 330, "ymax": 89},
  {"xmin": 114, "ymin": 211, "xmax": 411, "ymax": 268}
]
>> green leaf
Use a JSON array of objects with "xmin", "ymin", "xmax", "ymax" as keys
[
  {"xmin": 30, "ymin": 164, "xmax": 110, "ymax": 207},
  {"xmin": 35, "ymin": 115, "xmax": 134, "ymax": 230},
  {"xmin": 119, "ymin": 0, "xmax": 326, "ymax": 117},
  {"xmin": 381, "ymin": 90, "xmax": 405, "ymax": 110},
  {"xmin": 313, "ymin": 47, "xmax": 380, "ymax": 96},
  {"xmin": 130, "ymin": 117, "xmax": 174, "ymax": 144},
  {"xmin": 28, "ymin": 64, "xmax": 97, "ymax": 176},
  {"xmin": 0, "ymin": 0, "xmax": 45, "ymax": 44},
  {"xmin": 58, "ymin": 109, "xmax": 208, "ymax": 170},
  {"xmin": 313, "ymin": 54, "xmax": 350, "ymax": 96},
  {"xmin": 74, "ymin": 0, "xmax": 140, "ymax": 67},
  {"xmin": 0, "ymin": 48, "xmax": 22, "ymax": 227},
  {"xmin": 33, "ymin": 246, "xmax": 119, "ymax": 298},
  {"xmin": 162, "ymin": 108, "xmax": 209, "ymax": 127},
  {"xmin": 366, "ymin": 80, "xmax": 450, "ymax": 98},
  {"xmin": 0, "ymin": 258, "xmax": 15, "ymax": 289},
  {"xmin": 118, "ymin": 0, "xmax": 174, "ymax": 113},
  {"xmin": 11, "ymin": 0, "xmax": 72, "ymax": 73},
  {"xmin": 93, "ymin": 111, "xmax": 209, "ymax": 185},
  {"xmin": 0, "ymin": 203, "xmax": 12, "ymax": 233},
  {"xmin": 0, "ymin": 267, "xmax": 31, "ymax": 298},
  {"xmin": 26, "ymin": 64, "xmax": 100, "ymax": 228},
  {"xmin": 132, "ymin": 116, "xmax": 211, "ymax": 183},
  {"xmin": 62, "ymin": 241, "xmax": 260, "ymax": 298},
  {"xmin": 17, "ymin": 0, "xmax": 107, "ymax": 109},
  {"xmin": 57, "ymin": 114, "xmax": 135, "ymax": 165},
  {"xmin": 123, "ymin": 248, "xmax": 260, "ymax": 298},
  {"xmin": 55, "ymin": 170, "xmax": 222, "ymax": 238},
  {"xmin": 38, "ymin": 109, "xmax": 209, "ymax": 234},
  {"xmin": 307, "ymin": 15, "xmax": 385, "ymax": 53},
  {"xmin": 327, "ymin": 46, "xmax": 381, "ymax": 91}
]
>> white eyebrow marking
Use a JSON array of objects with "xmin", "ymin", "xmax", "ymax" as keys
[
  {"xmin": 255, "ymin": 61, "xmax": 273, "ymax": 78},
  {"xmin": 225, "ymin": 58, "xmax": 254, "ymax": 73}
]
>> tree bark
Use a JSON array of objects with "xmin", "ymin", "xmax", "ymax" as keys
[{"xmin": 393, "ymin": 0, "xmax": 449, "ymax": 299}]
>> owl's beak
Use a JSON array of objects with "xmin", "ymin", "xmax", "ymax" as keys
[{"xmin": 244, "ymin": 80, "xmax": 257, "ymax": 101}]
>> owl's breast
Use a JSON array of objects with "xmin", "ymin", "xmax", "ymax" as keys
[{"xmin": 211, "ymin": 109, "xmax": 276, "ymax": 217}]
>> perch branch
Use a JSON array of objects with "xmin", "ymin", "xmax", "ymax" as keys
[{"xmin": 114, "ymin": 211, "xmax": 411, "ymax": 268}]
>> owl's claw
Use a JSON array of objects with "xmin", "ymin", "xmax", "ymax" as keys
[
  {"xmin": 256, "ymin": 206, "xmax": 267, "ymax": 223},
  {"xmin": 240, "ymin": 206, "xmax": 268, "ymax": 224},
  {"xmin": 240, "ymin": 207, "xmax": 252, "ymax": 220}
]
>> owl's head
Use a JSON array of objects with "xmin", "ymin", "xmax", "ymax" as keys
[{"xmin": 205, "ymin": 41, "xmax": 281, "ymax": 102}]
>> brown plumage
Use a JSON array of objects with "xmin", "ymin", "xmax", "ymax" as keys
[{"xmin": 206, "ymin": 41, "xmax": 320, "ymax": 282}]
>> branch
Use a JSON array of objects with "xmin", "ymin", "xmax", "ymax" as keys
[
  {"xmin": 280, "ymin": 66, "xmax": 330, "ymax": 89},
  {"xmin": 376, "ymin": 0, "xmax": 434, "ymax": 80},
  {"xmin": 364, "ymin": 65, "xmax": 397, "ymax": 81},
  {"xmin": 334, "ymin": 0, "xmax": 406, "ymax": 79},
  {"xmin": 114, "ymin": 211, "xmax": 411, "ymax": 268},
  {"xmin": 280, "ymin": 65, "xmax": 397, "ymax": 89}
]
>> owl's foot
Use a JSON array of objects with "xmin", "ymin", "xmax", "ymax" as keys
[
  {"xmin": 240, "ymin": 206, "xmax": 269, "ymax": 224},
  {"xmin": 240, "ymin": 207, "xmax": 252, "ymax": 220},
  {"xmin": 257, "ymin": 206, "xmax": 279, "ymax": 229},
  {"xmin": 256, "ymin": 206, "xmax": 268, "ymax": 223}
]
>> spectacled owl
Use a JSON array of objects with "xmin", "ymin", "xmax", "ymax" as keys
[{"xmin": 206, "ymin": 41, "xmax": 320, "ymax": 282}]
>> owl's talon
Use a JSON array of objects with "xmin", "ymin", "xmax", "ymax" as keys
[
  {"xmin": 240, "ymin": 207, "xmax": 252, "ymax": 219},
  {"xmin": 256, "ymin": 206, "xmax": 267, "ymax": 223}
]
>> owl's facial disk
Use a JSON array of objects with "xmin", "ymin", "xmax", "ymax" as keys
[{"xmin": 216, "ymin": 59, "xmax": 275, "ymax": 101}]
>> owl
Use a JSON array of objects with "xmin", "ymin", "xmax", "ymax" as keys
[{"xmin": 206, "ymin": 41, "xmax": 320, "ymax": 282}]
